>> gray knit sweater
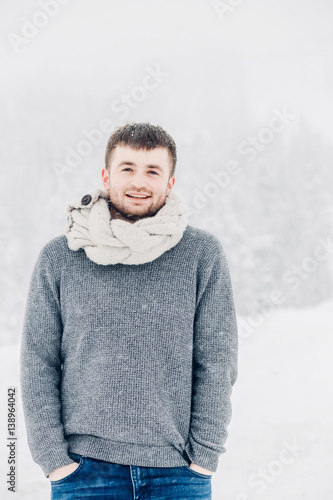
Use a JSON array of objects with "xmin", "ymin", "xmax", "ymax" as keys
[{"xmin": 20, "ymin": 224, "xmax": 238, "ymax": 478}]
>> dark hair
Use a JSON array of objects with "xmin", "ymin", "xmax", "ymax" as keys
[{"xmin": 105, "ymin": 122, "xmax": 177, "ymax": 179}]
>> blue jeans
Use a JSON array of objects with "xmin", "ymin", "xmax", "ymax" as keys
[{"xmin": 50, "ymin": 452, "xmax": 212, "ymax": 499}]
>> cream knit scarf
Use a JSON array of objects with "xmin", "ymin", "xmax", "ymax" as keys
[{"xmin": 65, "ymin": 187, "xmax": 188, "ymax": 265}]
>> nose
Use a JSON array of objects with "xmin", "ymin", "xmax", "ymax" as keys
[{"xmin": 130, "ymin": 172, "xmax": 149, "ymax": 190}]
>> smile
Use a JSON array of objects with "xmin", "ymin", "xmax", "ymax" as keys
[{"xmin": 126, "ymin": 194, "xmax": 150, "ymax": 199}]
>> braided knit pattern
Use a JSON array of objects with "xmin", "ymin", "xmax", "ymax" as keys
[{"xmin": 65, "ymin": 188, "xmax": 188, "ymax": 265}]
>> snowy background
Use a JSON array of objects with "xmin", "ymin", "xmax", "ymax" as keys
[{"xmin": 1, "ymin": 0, "xmax": 333, "ymax": 498}]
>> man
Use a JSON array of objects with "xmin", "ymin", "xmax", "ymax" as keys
[{"xmin": 20, "ymin": 122, "xmax": 238, "ymax": 499}]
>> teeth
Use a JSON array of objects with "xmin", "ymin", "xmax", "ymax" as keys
[{"xmin": 128, "ymin": 195, "xmax": 149, "ymax": 198}]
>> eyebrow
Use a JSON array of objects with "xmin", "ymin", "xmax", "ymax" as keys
[{"xmin": 117, "ymin": 161, "xmax": 163, "ymax": 172}]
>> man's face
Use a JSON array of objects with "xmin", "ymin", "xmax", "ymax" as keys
[{"xmin": 101, "ymin": 145, "xmax": 175, "ymax": 223}]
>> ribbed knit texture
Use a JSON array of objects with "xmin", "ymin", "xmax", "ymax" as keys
[{"xmin": 20, "ymin": 224, "xmax": 238, "ymax": 478}]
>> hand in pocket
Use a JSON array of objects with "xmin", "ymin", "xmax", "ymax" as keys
[{"xmin": 49, "ymin": 461, "xmax": 80, "ymax": 481}]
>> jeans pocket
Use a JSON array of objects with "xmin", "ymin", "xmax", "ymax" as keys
[
  {"xmin": 50, "ymin": 456, "xmax": 86, "ymax": 484},
  {"xmin": 184, "ymin": 465, "xmax": 212, "ymax": 479}
]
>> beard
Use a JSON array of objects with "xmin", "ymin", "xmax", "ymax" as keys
[{"xmin": 107, "ymin": 191, "xmax": 168, "ymax": 222}]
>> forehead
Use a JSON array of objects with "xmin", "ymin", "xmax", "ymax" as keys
[{"xmin": 110, "ymin": 145, "xmax": 170, "ymax": 166}]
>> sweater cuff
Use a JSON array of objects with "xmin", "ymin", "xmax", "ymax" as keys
[
  {"xmin": 36, "ymin": 448, "xmax": 75, "ymax": 478},
  {"xmin": 184, "ymin": 435, "xmax": 224, "ymax": 473}
]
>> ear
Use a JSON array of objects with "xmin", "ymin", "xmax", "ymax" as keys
[
  {"xmin": 101, "ymin": 168, "xmax": 110, "ymax": 190},
  {"xmin": 166, "ymin": 176, "xmax": 176, "ymax": 195}
]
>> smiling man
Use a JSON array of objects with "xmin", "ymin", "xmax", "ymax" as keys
[{"xmin": 20, "ymin": 122, "xmax": 238, "ymax": 500}]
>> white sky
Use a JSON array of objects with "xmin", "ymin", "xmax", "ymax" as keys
[{"xmin": 1, "ymin": 0, "xmax": 333, "ymax": 143}]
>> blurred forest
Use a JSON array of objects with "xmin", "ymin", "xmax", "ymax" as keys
[
  {"xmin": 1, "ymin": 0, "xmax": 333, "ymax": 344},
  {"xmin": 1, "ymin": 101, "xmax": 332, "ymax": 345}
]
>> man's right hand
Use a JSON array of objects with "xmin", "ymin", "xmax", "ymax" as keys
[{"xmin": 48, "ymin": 461, "xmax": 80, "ymax": 481}]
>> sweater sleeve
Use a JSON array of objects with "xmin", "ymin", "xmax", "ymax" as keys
[
  {"xmin": 184, "ymin": 238, "xmax": 238, "ymax": 473},
  {"xmin": 19, "ymin": 245, "xmax": 75, "ymax": 478}
]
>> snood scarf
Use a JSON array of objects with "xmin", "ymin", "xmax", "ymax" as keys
[{"xmin": 65, "ymin": 187, "xmax": 188, "ymax": 265}]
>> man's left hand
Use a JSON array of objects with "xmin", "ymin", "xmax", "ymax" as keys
[{"xmin": 189, "ymin": 462, "xmax": 214, "ymax": 475}]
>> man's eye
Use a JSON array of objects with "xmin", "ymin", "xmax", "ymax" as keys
[{"xmin": 122, "ymin": 168, "xmax": 158, "ymax": 175}]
